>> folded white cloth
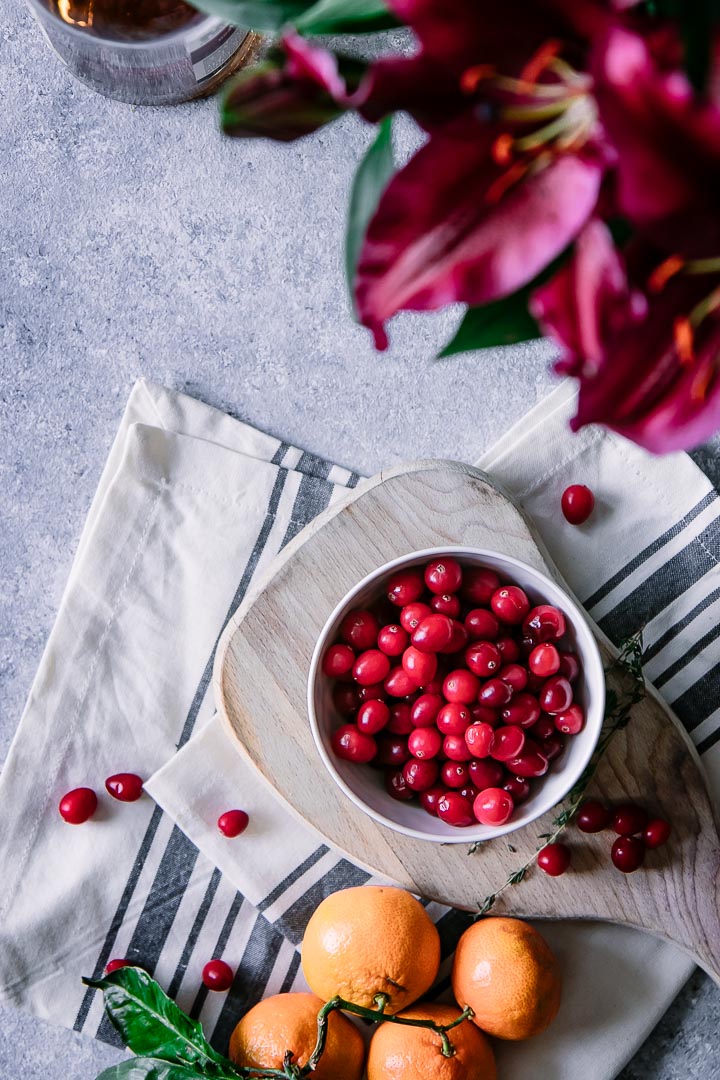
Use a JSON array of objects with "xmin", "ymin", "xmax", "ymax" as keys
[{"xmin": 2, "ymin": 378, "xmax": 718, "ymax": 1078}]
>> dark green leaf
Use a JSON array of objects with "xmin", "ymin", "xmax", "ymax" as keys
[
  {"xmin": 345, "ymin": 116, "xmax": 395, "ymax": 312},
  {"xmin": 188, "ymin": 0, "xmax": 314, "ymax": 32},
  {"xmin": 438, "ymin": 294, "xmax": 540, "ymax": 358},
  {"xmin": 97, "ymin": 1059, "xmax": 210, "ymax": 1080},
  {"xmin": 83, "ymin": 969, "xmax": 235, "ymax": 1076},
  {"xmin": 295, "ymin": 0, "xmax": 399, "ymax": 34}
]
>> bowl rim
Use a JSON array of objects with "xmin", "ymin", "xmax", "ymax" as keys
[{"xmin": 307, "ymin": 546, "xmax": 605, "ymax": 844}]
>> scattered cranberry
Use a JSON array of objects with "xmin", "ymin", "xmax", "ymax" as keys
[
  {"xmin": 464, "ymin": 722, "xmax": 495, "ymax": 758},
  {"xmin": 437, "ymin": 702, "xmax": 472, "ymax": 735},
  {"xmin": 106, "ymin": 959, "xmax": 133, "ymax": 974},
  {"xmin": 441, "ymin": 761, "xmax": 470, "ymax": 789},
  {"xmin": 402, "ymin": 646, "xmax": 437, "ymax": 687},
  {"xmin": 474, "ymin": 787, "xmax": 514, "ymax": 826},
  {"xmin": 431, "ymin": 593, "xmax": 461, "ymax": 617},
  {"xmin": 462, "ymin": 567, "xmax": 501, "ymax": 605},
  {"xmin": 528, "ymin": 643, "xmax": 561, "ymax": 677},
  {"xmin": 59, "ymin": 787, "xmax": 98, "ymax": 825},
  {"xmin": 554, "ymin": 705, "xmax": 585, "ymax": 735},
  {"xmin": 489, "ymin": 725, "xmax": 526, "ymax": 762},
  {"xmin": 385, "ymin": 769, "xmax": 415, "ymax": 801},
  {"xmin": 202, "ymin": 959, "xmax": 234, "ymax": 992},
  {"xmin": 105, "ymin": 774, "xmax": 144, "ymax": 802},
  {"xmin": 523, "ymin": 605, "xmax": 566, "ymax": 643},
  {"xmin": 437, "ymin": 791, "xmax": 475, "ymax": 827},
  {"xmin": 539, "ymin": 676, "xmax": 573, "ymax": 714},
  {"xmin": 425, "ymin": 557, "xmax": 463, "ymax": 595},
  {"xmin": 468, "ymin": 758, "xmax": 504, "ymax": 789},
  {"xmin": 491, "ymin": 586, "xmax": 530, "ymax": 625},
  {"xmin": 357, "ymin": 700, "xmax": 391, "ymax": 735},
  {"xmin": 384, "ymin": 666, "xmax": 418, "ymax": 697},
  {"xmin": 353, "ymin": 649, "xmax": 390, "ymax": 687},
  {"xmin": 612, "ymin": 803, "xmax": 649, "ymax": 836},
  {"xmin": 403, "ymin": 758, "xmax": 440, "ymax": 792},
  {"xmin": 408, "ymin": 727, "xmax": 443, "ymax": 760},
  {"xmin": 611, "ymin": 834, "xmax": 645, "ymax": 873},
  {"xmin": 465, "ymin": 608, "xmax": 500, "ymax": 641},
  {"xmin": 339, "ymin": 609, "xmax": 379, "ymax": 651},
  {"xmin": 538, "ymin": 843, "xmax": 571, "ymax": 876},
  {"xmin": 562, "ymin": 484, "xmax": 595, "ymax": 525},
  {"xmin": 411, "ymin": 693, "xmax": 444, "ymax": 728},
  {"xmin": 443, "ymin": 669, "xmax": 480, "ymax": 704},
  {"xmin": 217, "ymin": 809, "xmax": 250, "ymax": 838},
  {"xmin": 400, "ymin": 602, "xmax": 432, "ymax": 632},
  {"xmin": 644, "ymin": 818, "xmax": 671, "ymax": 848},
  {"xmin": 465, "ymin": 642, "xmax": 502, "ymax": 678},
  {"xmin": 377, "ymin": 624, "xmax": 408, "ymax": 657},
  {"xmin": 331, "ymin": 725, "xmax": 377, "ymax": 764},
  {"xmin": 576, "ymin": 799, "xmax": 612, "ymax": 833},
  {"xmin": 501, "ymin": 693, "xmax": 540, "ymax": 729},
  {"xmin": 478, "ymin": 677, "xmax": 513, "ymax": 707}
]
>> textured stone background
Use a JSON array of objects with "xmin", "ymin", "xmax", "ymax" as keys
[{"xmin": 1, "ymin": 2, "xmax": 719, "ymax": 1077}]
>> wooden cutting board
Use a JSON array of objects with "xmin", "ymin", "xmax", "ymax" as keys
[{"xmin": 214, "ymin": 461, "xmax": 720, "ymax": 984}]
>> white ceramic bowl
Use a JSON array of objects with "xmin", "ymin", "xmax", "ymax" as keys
[{"xmin": 308, "ymin": 548, "xmax": 605, "ymax": 844}]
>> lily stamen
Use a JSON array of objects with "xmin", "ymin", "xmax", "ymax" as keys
[
  {"xmin": 485, "ymin": 160, "xmax": 529, "ymax": 204},
  {"xmin": 460, "ymin": 64, "xmax": 495, "ymax": 94},
  {"xmin": 673, "ymin": 316, "xmax": 695, "ymax": 365},
  {"xmin": 491, "ymin": 133, "xmax": 514, "ymax": 165},
  {"xmin": 520, "ymin": 39, "xmax": 561, "ymax": 84},
  {"xmin": 690, "ymin": 362, "xmax": 715, "ymax": 403}
]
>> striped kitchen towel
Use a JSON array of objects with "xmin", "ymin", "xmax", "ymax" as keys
[{"xmin": 0, "ymin": 378, "xmax": 717, "ymax": 1079}]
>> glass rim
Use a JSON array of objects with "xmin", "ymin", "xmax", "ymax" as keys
[{"xmin": 25, "ymin": 0, "xmax": 229, "ymax": 51}]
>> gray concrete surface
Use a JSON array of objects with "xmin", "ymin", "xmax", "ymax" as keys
[{"xmin": 1, "ymin": 2, "xmax": 719, "ymax": 1077}]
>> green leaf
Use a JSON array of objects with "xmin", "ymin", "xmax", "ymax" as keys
[
  {"xmin": 83, "ymin": 969, "xmax": 236, "ymax": 1077},
  {"xmin": 295, "ymin": 0, "xmax": 399, "ymax": 34},
  {"xmin": 438, "ymin": 294, "xmax": 540, "ymax": 358},
  {"xmin": 345, "ymin": 116, "xmax": 395, "ymax": 313},
  {"xmin": 188, "ymin": 0, "xmax": 315, "ymax": 32},
  {"xmin": 97, "ymin": 1059, "xmax": 211, "ymax": 1080}
]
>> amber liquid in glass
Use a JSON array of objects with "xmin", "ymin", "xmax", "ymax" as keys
[{"xmin": 40, "ymin": 0, "xmax": 202, "ymax": 41}]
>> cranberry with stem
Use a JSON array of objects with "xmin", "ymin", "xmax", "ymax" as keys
[
  {"xmin": 611, "ymin": 834, "xmax": 645, "ymax": 873},
  {"xmin": 218, "ymin": 810, "xmax": 250, "ymax": 837},
  {"xmin": 491, "ymin": 586, "xmax": 530, "ymax": 625},
  {"xmin": 431, "ymin": 593, "xmax": 461, "ymax": 617},
  {"xmin": 538, "ymin": 843, "xmax": 572, "ymax": 876},
  {"xmin": 425, "ymin": 557, "xmax": 463, "ymax": 595},
  {"xmin": 377, "ymin": 624, "xmax": 408, "ymax": 657},
  {"xmin": 400, "ymin": 602, "xmax": 432, "ymax": 632},
  {"xmin": 562, "ymin": 484, "xmax": 595, "ymax": 525}
]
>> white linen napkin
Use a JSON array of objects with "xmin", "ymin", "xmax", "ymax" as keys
[{"xmin": 2, "ymin": 377, "xmax": 718, "ymax": 1078}]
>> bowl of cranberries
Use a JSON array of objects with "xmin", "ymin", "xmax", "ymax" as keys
[{"xmin": 308, "ymin": 549, "xmax": 605, "ymax": 843}]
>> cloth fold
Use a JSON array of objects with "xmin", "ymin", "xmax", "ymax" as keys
[{"xmin": 2, "ymin": 378, "xmax": 718, "ymax": 1077}]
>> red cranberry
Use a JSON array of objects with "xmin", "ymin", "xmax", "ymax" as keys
[
  {"xmin": 425, "ymin": 556, "xmax": 462, "ymax": 594},
  {"xmin": 440, "ymin": 620, "xmax": 469, "ymax": 654},
  {"xmin": 202, "ymin": 959, "xmax": 234, "ymax": 992},
  {"xmin": 402, "ymin": 646, "xmax": 437, "ymax": 687},
  {"xmin": 106, "ymin": 959, "xmax": 133, "ymax": 974},
  {"xmin": 440, "ymin": 760, "xmax": 470, "ymax": 789},
  {"xmin": 538, "ymin": 843, "xmax": 571, "ymax": 876},
  {"xmin": 576, "ymin": 799, "xmax": 612, "ymax": 833},
  {"xmin": 105, "ymin": 773, "xmax": 144, "ymax": 802},
  {"xmin": 503, "ymin": 775, "xmax": 531, "ymax": 804},
  {"xmin": 339, "ymin": 609, "xmax": 379, "ymax": 651},
  {"xmin": 331, "ymin": 725, "xmax": 377, "ymax": 763},
  {"xmin": 523, "ymin": 605, "xmax": 566, "ymax": 643},
  {"xmin": 387, "ymin": 568, "xmax": 425, "ymax": 606},
  {"xmin": 457, "ymin": 784, "xmax": 479, "ymax": 803},
  {"xmin": 468, "ymin": 759, "xmax": 504, "ymax": 788},
  {"xmin": 498, "ymin": 663, "xmax": 528, "ymax": 693},
  {"xmin": 528, "ymin": 643, "xmax": 561, "ymax": 677},
  {"xmin": 462, "ymin": 567, "xmax": 501, "ymax": 605},
  {"xmin": 332, "ymin": 683, "xmax": 361, "ymax": 716},
  {"xmin": 505, "ymin": 739, "xmax": 549, "ymax": 778},
  {"xmin": 464, "ymin": 608, "xmax": 500, "ymax": 641},
  {"xmin": 420, "ymin": 785, "xmax": 446, "ymax": 816},
  {"xmin": 443, "ymin": 669, "xmax": 480, "ymax": 704},
  {"xmin": 400, "ymin": 602, "xmax": 432, "ymax": 632},
  {"xmin": 411, "ymin": 693, "xmax": 444, "ymax": 728},
  {"xmin": 411, "ymin": 613, "xmax": 454, "ymax": 653},
  {"xmin": 501, "ymin": 693, "xmax": 541, "ymax": 729},
  {"xmin": 431, "ymin": 593, "xmax": 461, "ymax": 617},
  {"xmin": 491, "ymin": 586, "xmax": 530, "ymax": 625},
  {"xmin": 59, "ymin": 787, "xmax": 98, "ymax": 825},
  {"xmin": 385, "ymin": 768, "xmax": 415, "ymax": 801},
  {"xmin": 473, "ymin": 787, "xmax": 514, "ymax": 826},
  {"xmin": 377, "ymin": 624, "xmax": 409, "ymax": 657},
  {"xmin": 611, "ymin": 835, "xmax": 645, "ymax": 873},
  {"xmin": 478, "ymin": 678, "xmax": 513, "ymax": 707},
  {"xmin": 469, "ymin": 704, "xmax": 500, "ymax": 726},
  {"xmin": 541, "ymin": 735, "xmax": 565, "ymax": 762},
  {"xmin": 357, "ymin": 700, "xmax": 391, "ymax": 735},
  {"xmin": 375, "ymin": 735, "xmax": 411, "ymax": 767},
  {"xmin": 612, "ymin": 803, "xmax": 649, "ymax": 836},
  {"xmin": 403, "ymin": 758, "xmax": 440, "ymax": 792},
  {"xmin": 387, "ymin": 702, "xmax": 414, "ymax": 734},
  {"xmin": 464, "ymin": 722, "xmax": 495, "ymax": 758},
  {"xmin": 384, "ymin": 666, "xmax": 418, "ymax": 698},
  {"xmin": 496, "ymin": 636, "xmax": 521, "ymax": 663},
  {"xmin": 217, "ymin": 810, "xmax": 250, "ymax": 837},
  {"xmin": 437, "ymin": 791, "xmax": 475, "ymax": 827},
  {"xmin": 555, "ymin": 704, "xmax": 585, "ymax": 735},
  {"xmin": 353, "ymin": 649, "xmax": 391, "ymax": 687},
  {"xmin": 425, "ymin": 676, "xmax": 444, "ymax": 695},
  {"xmin": 562, "ymin": 484, "xmax": 595, "ymax": 525},
  {"xmin": 558, "ymin": 651, "xmax": 581, "ymax": 682},
  {"xmin": 539, "ymin": 676, "xmax": 573, "ymax": 714},
  {"xmin": 408, "ymin": 726, "xmax": 443, "ymax": 760},
  {"xmin": 465, "ymin": 642, "xmax": 501, "ymax": 678},
  {"xmin": 359, "ymin": 683, "xmax": 386, "ymax": 702},
  {"xmin": 443, "ymin": 734, "xmax": 473, "ymax": 762},
  {"xmin": 530, "ymin": 715, "xmax": 556, "ymax": 741},
  {"xmin": 322, "ymin": 644, "xmax": 355, "ymax": 677},
  {"xmin": 644, "ymin": 818, "xmax": 672, "ymax": 848},
  {"xmin": 437, "ymin": 702, "xmax": 472, "ymax": 735},
  {"xmin": 489, "ymin": 725, "xmax": 526, "ymax": 762}
]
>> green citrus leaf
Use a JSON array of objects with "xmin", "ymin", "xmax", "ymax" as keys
[
  {"xmin": 345, "ymin": 116, "xmax": 395, "ymax": 313},
  {"xmin": 295, "ymin": 0, "xmax": 399, "ymax": 33},
  {"xmin": 187, "ymin": 0, "xmax": 315, "ymax": 31},
  {"xmin": 438, "ymin": 295, "xmax": 540, "ymax": 357}
]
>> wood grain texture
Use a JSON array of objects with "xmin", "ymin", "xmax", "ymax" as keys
[{"xmin": 214, "ymin": 461, "xmax": 720, "ymax": 984}]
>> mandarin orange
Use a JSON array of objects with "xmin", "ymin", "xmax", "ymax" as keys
[{"xmin": 366, "ymin": 1003, "xmax": 496, "ymax": 1080}]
